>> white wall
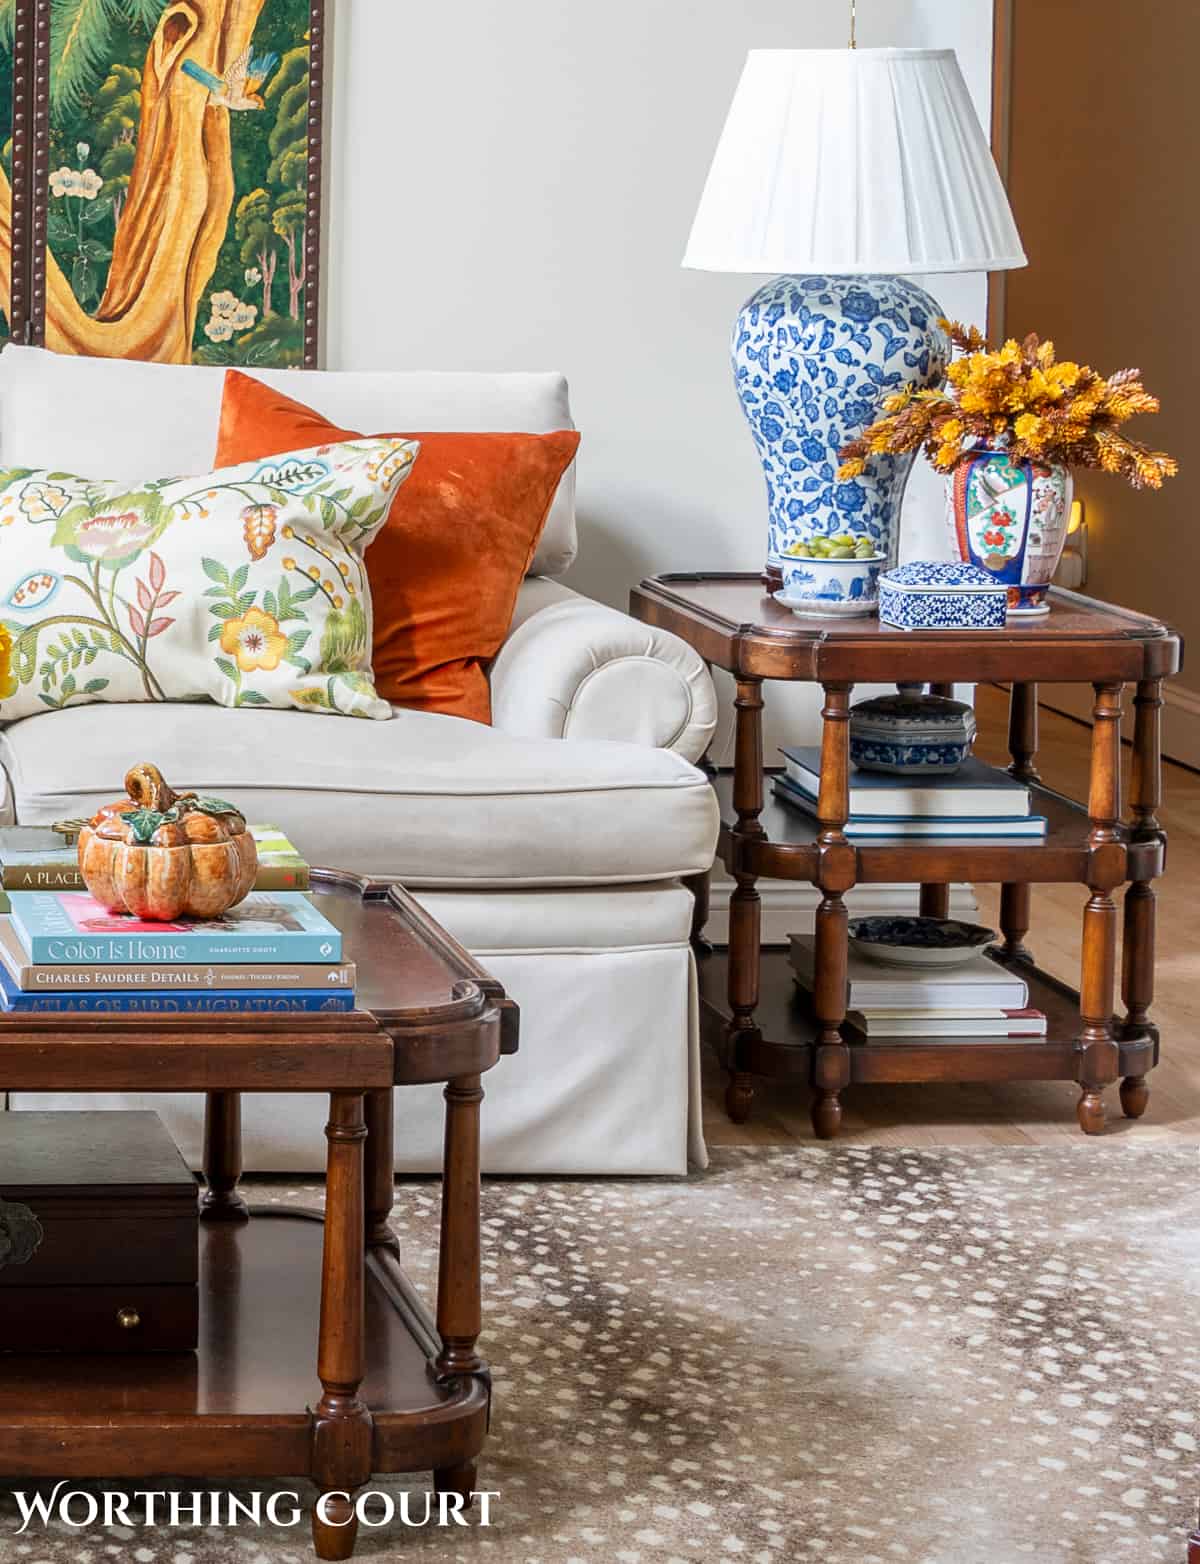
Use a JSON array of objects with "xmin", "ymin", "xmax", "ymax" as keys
[{"xmin": 327, "ymin": 0, "xmax": 995, "ymax": 754}]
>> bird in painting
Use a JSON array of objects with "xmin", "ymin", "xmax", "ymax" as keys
[{"xmin": 181, "ymin": 48, "xmax": 279, "ymax": 111}]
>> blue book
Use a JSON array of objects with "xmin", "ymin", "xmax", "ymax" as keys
[
  {"xmin": 0, "ymin": 961, "xmax": 353, "ymax": 1014},
  {"xmin": 772, "ymin": 773, "xmax": 1047, "ymax": 837},
  {"xmin": 7, "ymin": 890, "xmax": 343, "ymax": 965},
  {"xmin": 780, "ymin": 746, "xmax": 1032, "ymax": 820}
]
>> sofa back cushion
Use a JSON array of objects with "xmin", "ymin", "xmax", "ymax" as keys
[{"xmin": 0, "ymin": 346, "xmax": 578, "ymax": 577}]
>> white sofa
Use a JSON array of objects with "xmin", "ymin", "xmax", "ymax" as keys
[{"xmin": 0, "ymin": 345, "xmax": 720, "ymax": 1175}]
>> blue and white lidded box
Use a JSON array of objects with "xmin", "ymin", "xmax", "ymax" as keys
[{"xmin": 878, "ymin": 561, "xmax": 1008, "ymax": 632}]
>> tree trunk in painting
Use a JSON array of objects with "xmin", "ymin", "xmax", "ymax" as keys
[
  {"xmin": 260, "ymin": 247, "xmax": 277, "ymax": 318},
  {"xmin": 0, "ymin": 0, "xmax": 268, "ymax": 362},
  {"xmin": 283, "ymin": 225, "xmax": 304, "ymax": 319},
  {"xmin": 289, "ymin": 250, "xmax": 304, "ymax": 320}
]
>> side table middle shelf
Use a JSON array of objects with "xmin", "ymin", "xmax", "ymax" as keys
[{"xmin": 631, "ymin": 574, "xmax": 1183, "ymax": 1140}]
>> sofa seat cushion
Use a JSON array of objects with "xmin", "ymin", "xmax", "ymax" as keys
[{"xmin": 0, "ymin": 703, "xmax": 718, "ymax": 887}]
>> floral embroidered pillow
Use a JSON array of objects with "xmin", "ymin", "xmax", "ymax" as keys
[{"xmin": 0, "ymin": 438, "xmax": 418, "ymax": 722}]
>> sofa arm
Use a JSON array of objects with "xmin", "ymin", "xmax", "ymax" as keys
[{"xmin": 490, "ymin": 579, "xmax": 718, "ymax": 762}]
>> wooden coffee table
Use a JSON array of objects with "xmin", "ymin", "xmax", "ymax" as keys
[
  {"xmin": 631, "ymin": 574, "xmax": 1183, "ymax": 1138},
  {"xmin": 0, "ymin": 869, "xmax": 516, "ymax": 1561}
]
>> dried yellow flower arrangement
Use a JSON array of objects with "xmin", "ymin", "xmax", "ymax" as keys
[{"xmin": 838, "ymin": 321, "xmax": 1178, "ymax": 490}]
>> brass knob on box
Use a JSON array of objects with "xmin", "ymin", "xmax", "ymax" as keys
[{"xmin": 116, "ymin": 1307, "xmax": 141, "ymax": 1330}]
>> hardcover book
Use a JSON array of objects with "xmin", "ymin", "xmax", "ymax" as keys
[
  {"xmin": 1, "ymin": 823, "xmax": 310, "ymax": 893},
  {"xmin": 788, "ymin": 934, "xmax": 1029, "ymax": 1011},
  {"xmin": 772, "ymin": 774, "xmax": 1047, "ymax": 838},
  {"xmin": 0, "ymin": 961, "xmax": 353, "ymax": 1014},
  {"xmin": 246, "ymin": 825, "xmax": 311, "ymax": 890},
  {"xmin": 780, "ymin": 747, "xmax": 1032, "ymax": 818},
  {"xmin": 0, "ymin": 827, "xmax": 67, "ymax": 856},
  {"xmin": 0, "ymin": 917, "xmax": 354, "ymax": 992},
  {"xmin": 7, "ymin": 891, "xmax": 343, "ymax": 966},
  {"xmin": 846, "ymin": 1006, "xmax": 1048, "ymax": 1039}
]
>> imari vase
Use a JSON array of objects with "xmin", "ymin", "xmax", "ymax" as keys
[{"xmin": 947, "ymin": 449, "xmax": 1073, "ymax": 616}]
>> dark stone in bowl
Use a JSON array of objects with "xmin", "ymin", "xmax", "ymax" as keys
[{"xmin": 848, "ymin": 916, "xmax": 999, "ymax": 969}]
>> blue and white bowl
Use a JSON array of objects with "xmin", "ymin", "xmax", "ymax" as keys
[
  {"xmin": 776, "ymin": 552, "xmax": 884, "ymax": 619},
  {"xmin": 849, "ymin": 693, "xmax": 977, "ymax": 775},
  {"xmin": 878, "ymin": 559, "xmax": 1007, "ymax": 631}
]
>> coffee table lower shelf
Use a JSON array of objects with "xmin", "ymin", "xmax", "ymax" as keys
[
  {"xmin": 0, "ymin": 1209, "xmax": 487, "ymax": 1481},
  {"xmin": 697, "ymin": 947, "xmax": 1157, "ymax": 1113}
]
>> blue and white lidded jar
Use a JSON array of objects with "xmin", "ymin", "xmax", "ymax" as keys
[
  {"xmin": 848, "ymin": 693, "xmax": 978, "ymax": 775},
  {"xmin": 878, "ymin": 560, "xmax": 1008, "ymax": 632}
]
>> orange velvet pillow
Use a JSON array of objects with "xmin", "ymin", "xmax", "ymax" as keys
[{"xmin": 214, "ymin": 370, "xmax": 580, "ymax": 723}]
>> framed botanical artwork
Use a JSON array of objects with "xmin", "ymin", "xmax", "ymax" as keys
[
  {"xmin": 0, "ymin": 0, "xmax": 324, "ymax": 367},
  {"xmin": 0, "ymin": 5, "xmax": 25, "ymax": 350}
]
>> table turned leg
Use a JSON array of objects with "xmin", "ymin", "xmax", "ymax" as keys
[
  {"xmin": 999, "ymin": 682, "xmax": 1040, "ymax": 964},
  {"xmin": 686, "ymin": 747, "xmax": 718, "ymax": 956},
  {"xmin": 364, "ymin": 1087, "xmax": 400, "ymax": 1255},
  {"xmin": 919, "ymin": 884, "xmax": 950, "ymax": 920},
  {"xmin": 725, "ymin": 679, "xmax": 765, "ymax": 1123},
  {"xmin": 200, "ymin": 1090, "xmax": 249, "ymax": 1222},
  {"xmin": 999, "ymin": 883, "xmax": 1033, "ymax": 964},
  {"xmin": 812, "ymin": 683, "xmax": 854, "ymax": 1140},
  {"xmin": 685, "ymin": 867, "xmax": 713, "ymax": 955},
  {"xmin": 435, "ymin": 1075, "xmax": 485, "ymax": 1382},
  {"xmin": 1077, "ymin": 683, "xmax": 1124, "ymax": 1136},
  {"xmin": 1121, "ymin": 678, "xmax": 1165, "ymax": 1119},
  {"xmin": 434, "ymin": 1461, "xmax": 479, "ymax": 1504},
  {"xmin": 434, "ymin": 1074, "xmax": 486, "ymax": 1504},
  {"xmin": 1006, "ymin": 681, "xmax": 1042, "ymax": 785},
  {"xmin": 726, "ymin": 870, "xmax": 760, "ymax": 1124},
  {"xmin": 312, "ymin": 1092, "xmax": 372, "ymax": 1561}
]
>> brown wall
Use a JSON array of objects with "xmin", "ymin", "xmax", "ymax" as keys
[{"xmin": 999, "ymin": 1, "xmax": 1197, "ymax": 717}]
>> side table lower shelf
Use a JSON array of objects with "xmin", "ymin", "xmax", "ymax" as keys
[
  {"xmin": 697, "ymin": 946, "xmax": 1158, "ymax": 1125},
  {"xmin": 0, "ymin": 1210, "xmax": 488, "ymax": 1481}
]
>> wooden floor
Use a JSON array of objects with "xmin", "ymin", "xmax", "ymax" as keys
[{"xmin": 702, "ymin": 683, "xmax": 1200, "ymax": 1148}]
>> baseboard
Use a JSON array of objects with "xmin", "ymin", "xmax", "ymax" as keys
[
  {"xmin": 706, "ymin": 873, "xmax": 979, "ymax": 946},
  {"xmin": 1038, "ymin": 681, "xmax": 1200, "ymax": 770},
  {"xmin": 1162, "ymin": 683, "xmax": 1200, "ymax": 770}
]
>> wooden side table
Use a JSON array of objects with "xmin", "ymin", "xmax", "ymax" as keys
[
  {"xmin": 631, "ymin": 574, "xmax": 1182, "ymax": 1138},
  {"xmin": 0, "ymin": 872, "xmax": 516, "ymax": 1561}
]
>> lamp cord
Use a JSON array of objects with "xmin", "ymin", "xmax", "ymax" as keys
[{"xmin": 850, "ymin": 0, "xmax": 857, "ymax": 48}]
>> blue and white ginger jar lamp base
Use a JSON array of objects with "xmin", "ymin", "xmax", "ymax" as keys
[{"xmin": 733, "ymin": 274, "xmax": 951, "ymax": 583}]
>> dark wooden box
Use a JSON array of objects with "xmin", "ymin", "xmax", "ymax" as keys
[{"xmin": 0, "ymin": 1111, "xmax": 198, "ymax": 1352}]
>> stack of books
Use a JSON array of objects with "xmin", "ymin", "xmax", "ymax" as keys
[
  {"xmin": 789, "ymin": 935, "xmax": 1046, "ymax": 1042},
  {"xmin": 773, "ymin": 747, "xmax": 1047, "ymax": 838},
  {"xmin": 0, "ymin": 887, "xmax": 354, "ymax": 1015}
]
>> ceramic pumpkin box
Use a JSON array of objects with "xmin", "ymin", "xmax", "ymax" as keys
[{"xmin": 78, "ymin": 763, "xmax": 257, "ymax": 921}]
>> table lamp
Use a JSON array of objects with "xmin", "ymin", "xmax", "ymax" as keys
[{"xmin": 684, "ymin": 46, "xmax": 1027, "ymax": 585}]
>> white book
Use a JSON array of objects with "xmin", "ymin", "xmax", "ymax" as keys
[
  {"xmin": 848, "ymin": 1009, "xmax": 1048, "ymax": 1039},
  {"xmin": 854, "ymin": 1006, "xmax": 1008, "ymax": 1019},
  {"xmin": 788, "ymin": 933, "xmax": 1029, "ymax": 1011}
]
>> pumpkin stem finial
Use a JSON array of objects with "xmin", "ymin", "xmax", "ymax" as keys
[{"xmin": 124, "ymin": 763, "xmax": 176, "ymax": 815}]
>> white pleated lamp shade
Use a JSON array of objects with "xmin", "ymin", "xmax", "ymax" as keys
[{"xmin": 684, "ymin": 49, "xmax": 1026, "ymax": 276}]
